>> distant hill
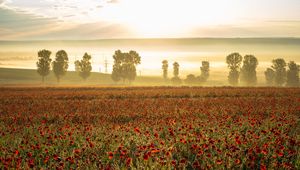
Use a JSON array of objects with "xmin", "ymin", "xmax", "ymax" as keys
[{"xmin": 0, "ymin": 67, "xmax": 166, "ymax": 86}]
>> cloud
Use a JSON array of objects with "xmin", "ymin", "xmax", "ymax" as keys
[
  {"xmin": 191, "ymin": 21, "xmax": 300, "ymax": 38},
  {"xmin": 107, "ymin": 0, "xmax": 118, "ymax": 3},
  {"xmin": 0, "ymin": 8, "xmax": 59, "ymax": 39},
  {"xmin": 37, "ymin": 22, "xmax": 132, "ymax": 40}
]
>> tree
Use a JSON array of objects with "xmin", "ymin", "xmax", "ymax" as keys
[
  {"xmin": 185, "ymin": 74, "xmax": 197, "ymax": 85},
  {"xmin": 171, "ymin": 62, "xmax": 181, "ymax": 85},
  {"xmin": 199, "ymin": 61, "xmax": 210, "ymax": 83},
  {"xmin": 240, "ymin": 55, "xmax": 258, "ymax": 86},
  {"xmin": 265, "ymin": 68, "xmax": 275, "ymax": 86},
  {"xmin": 111, "ymin": 50, "xmax": 141, "ymax": 83},
  {"xmin": 286, "ymin": 61, "xmax": 300, "ymax": 87},
  {"xmin": 36, "ymin": 49, "xmax": 52, "ymax": 83},
  {"xmin": 52, "ymin": 50, "xmax": 68, "ymax": 83},
  {"xmin": 173, "ymin": 62, "xmax": 179, "ymax": 77},
  {"xmin": 75, "ymin": 53, "xmax": 92, "ymax": 81},
  {"xmin": 226, "ymin": 53, "xmax": 242, "ymax": 86},
  {"xmin": 162, "ymin": 60, "xmax": 168, "ymax": 80},
  {"xmin": 271, "ymin": 58, "xmax": 286, "ymax": 86}
]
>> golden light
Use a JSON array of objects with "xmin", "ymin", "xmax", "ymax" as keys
[{"xmin": 96, "ymin": 0, "xmax": 240, "ymax": 37}]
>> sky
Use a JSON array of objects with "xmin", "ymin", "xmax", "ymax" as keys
[{"xmin": 0, "ymin": 0, "xmax": 300, "ymax": 40}]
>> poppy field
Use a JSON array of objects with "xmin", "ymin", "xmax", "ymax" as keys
[{"xmin": 0, "ymin": 87, "xmax": 299, "ymax": 169}]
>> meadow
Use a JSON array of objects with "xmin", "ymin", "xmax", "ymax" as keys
[{"xmin": 0, "ymin": 87, "xmax": 299, "ymax": 169}]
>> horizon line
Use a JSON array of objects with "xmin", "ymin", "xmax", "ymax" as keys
[{"xmin": 1, "ymin": 37, "xmax": 300, "ymax": 42}]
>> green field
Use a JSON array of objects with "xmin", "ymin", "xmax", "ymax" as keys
[{"xmin": 0, "ymin": 67, "xmax": 166, "ymax": 86}]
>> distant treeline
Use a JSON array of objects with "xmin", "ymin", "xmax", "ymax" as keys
[{"xmin": 36, "ymin": 49, "xmax": 300, "ymax": 86}]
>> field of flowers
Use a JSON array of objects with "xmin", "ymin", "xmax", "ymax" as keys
[{"xmin": 0, "ymin": 87, "xmax": 299, "ymax": 169}]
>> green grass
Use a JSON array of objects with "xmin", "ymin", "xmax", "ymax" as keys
[{"xmin": 0, "ymin": 67, "xmax": 165, "ymax": 85}]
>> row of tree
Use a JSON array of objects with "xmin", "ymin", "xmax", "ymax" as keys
[
  {"xmin": 160, "ymin": 60, "xmax": 210, "ymax": 85},
  {"xmin": 265, "ymin": 59, "xmax": 299, "ymax": 87},
  {"xmin": 225, "ymin": 52, "xmax": 299, "ymax": 86},
  {"xmin": 159, "ymin": 53, "xmax": 299, "ymax": 86},
  {"xmin": 36, "ymin": 49, "xmax": 299, "ymax": 86},
  {"xmin": 36, "ymin": 49, "xmax": 92, "ymax": 82},
  {"xmin": 226, "ymin": 53, "xmax": 258, "ymax": 86}
]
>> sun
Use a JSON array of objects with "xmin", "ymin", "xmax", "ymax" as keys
[{"xmin": 96, "ymin": 0, "xmax": 238, "ymax": 37}]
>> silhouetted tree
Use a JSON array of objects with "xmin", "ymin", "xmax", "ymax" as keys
[
  {"xmin": 111, "ymin": 50, "xmax": 141, "ymax": 84},
  {"xmin": 173, "ymin": 62, "xmax": 179, "ymax": 77},
  {"xmin": 171, "ymin": 62, "xmax": 181, "ymax": 85},
  {"xmin": 75, "ymin": 53, "xmax": 92, "ymax": 81},
  {"xmin": 185, "ymin": 74, "xmax": 197, "ymax": 85},
  {"xmin": 265, "ymin": 68, "xmax": 275, "ymax": 86},
  {"xmin": 286, "ymin": 61, "xmax": 300, "ymax": 87},
  {"xmin": 271, "ymin": 58, "xmax": 286, "ymax": 86},
  {"xmin": 162, "ymin": 60, "xmax": 168, "ymax": 80},
  {"xmin": 240, "ymin": 55, "xmax": 258, "ymax": 86},
  {"xmin": 226, "ymin": 53, "xmax": 242, "ymax": 86},
  {"xmin": 52, "ymin": 50, "xmax": 68, "ymax": 83},
  {"xmin": 199, "ymin": 61, "xmax": 210, "ymax": 82},
  {"xmin": 36, "ymin": 49, "xmax": 52, "ymax": 83}
]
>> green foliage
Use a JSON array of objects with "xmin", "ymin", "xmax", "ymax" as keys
[
  {"xmin": 111, "ymin": 50, "xmax": 141, "ymax": 83},
  {"xmin": 74, "ymin": 53, "xmax": 92, "ymax": 80},
  {"xmin": 171, "ymin": 62, "xmax": 181, "ymax": 85},
  {"xmin": 36, "ymin": 49, "xmax": 52, "ymax": 83},
  {"xmin": 286, "ymin": 61, "xmax": 300, "ymax": 87},
  {"xmin": 162, "ymin": 60, "xmax": 168, "ymax": 80},
  {"xmin": 52, "ymin": 50, "xmax": 69, "ymax": 83},
  {"xmin": 271, "ymin": 58, "xmax": 287, "ymax": 86},
  {"xmin": 226, "ymin": 53, "xmax": 242, "ymax": 86},
  {"xmin": 173, "ymin": 62, "xmax": 179, "ymax": 78},
  {"xmin": 199, "ymin": 61, "xmax": 210, "ymax": 83},
  {"xmin": 240, "ymin": 55, "xmax": 258, "ymax": 86},
  {"xmin": 265, "ymin": 68, "xmax": 275, "ymax": 86}
]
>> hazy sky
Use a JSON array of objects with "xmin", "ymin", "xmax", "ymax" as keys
[{"xmin": 1, "ymin": 0, "xmax": 300, "ymax": 39}]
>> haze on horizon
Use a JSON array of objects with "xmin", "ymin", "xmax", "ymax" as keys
[
  {"xmin": 0, "ymin": 0, "xmax": 300, "ymax": 80},
  {"xmin": 0, "ymin": 0, "xmax": 300, "ymax": 40}
]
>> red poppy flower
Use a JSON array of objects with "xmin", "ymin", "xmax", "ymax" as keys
[
  {"xmin": 126, "ymin": 158, "xmax": 132, "ymax": 166},
  {"xmin": 134, "ymin": 127, "xmax": 141, "ymax": 134},
  {"xmin": 216, "ymin": 159, "xmax": 222, "ymax": 165},
  {"xmin": 108, "ymin": 152, "xmax": 113, "ymax": 160},
  {"xmin": 143, "ymin": 154, "xmax": 149, "ymax": 161},
  {"xmin": 235, "ymin": 159, "xmax": 241, "ymax": 165}
]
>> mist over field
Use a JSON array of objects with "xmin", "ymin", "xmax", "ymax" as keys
[{"xmin": 0, "ymin": 38, "xmax": 299, "ymax": 85}]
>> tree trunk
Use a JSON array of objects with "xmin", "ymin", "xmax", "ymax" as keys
[{"xmin": 42, "ymin": 76, "xmax": 45, "ymax": 84}]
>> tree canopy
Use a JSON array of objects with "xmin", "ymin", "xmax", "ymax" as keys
[
  {"xmin": 240, "ymin": 55, "xmax": 258, "ymax": 86},
  {"xmin": 162, "ymin": 60, "xmax": 168, "ymax": 80},
  {"xmin": 286, "ymin": 61, "xmax": 300, "ymax": 87},
  {"xmin": 226, "ymin": 53, "xmax": 242, "ymax": 86},
  {"xmin": 36, "ymin": 49, "xmax": 52, "ymax": 83},
  {"xmin": 271, "ymin": 58, "xmax": 287, "ymax": 86},
  {"xmin": 171, "ymin": 62, "xmax": 181, "ymax": 85},
  {"xmin": 111, "ymin": 50, "xmax": 141, "ymax": 83},
  {"xmin": 75, "ymin": 53, "xmax": 92, "ymax": 81},
  {"xmin": 265, "ymin": 68, "xmax": 275, "ymax": 86},
  {"xmin": 199, "ymin": 61, "xmax": 210, "ymax": 83},
  {"xmin": 52, "ymin": 50, "xmax": 69, "ymax": 83}
]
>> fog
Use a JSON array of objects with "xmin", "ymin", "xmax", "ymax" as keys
[{"xmin": 0, "ymin": 38, "xmax": 299, "ymax": 85}]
